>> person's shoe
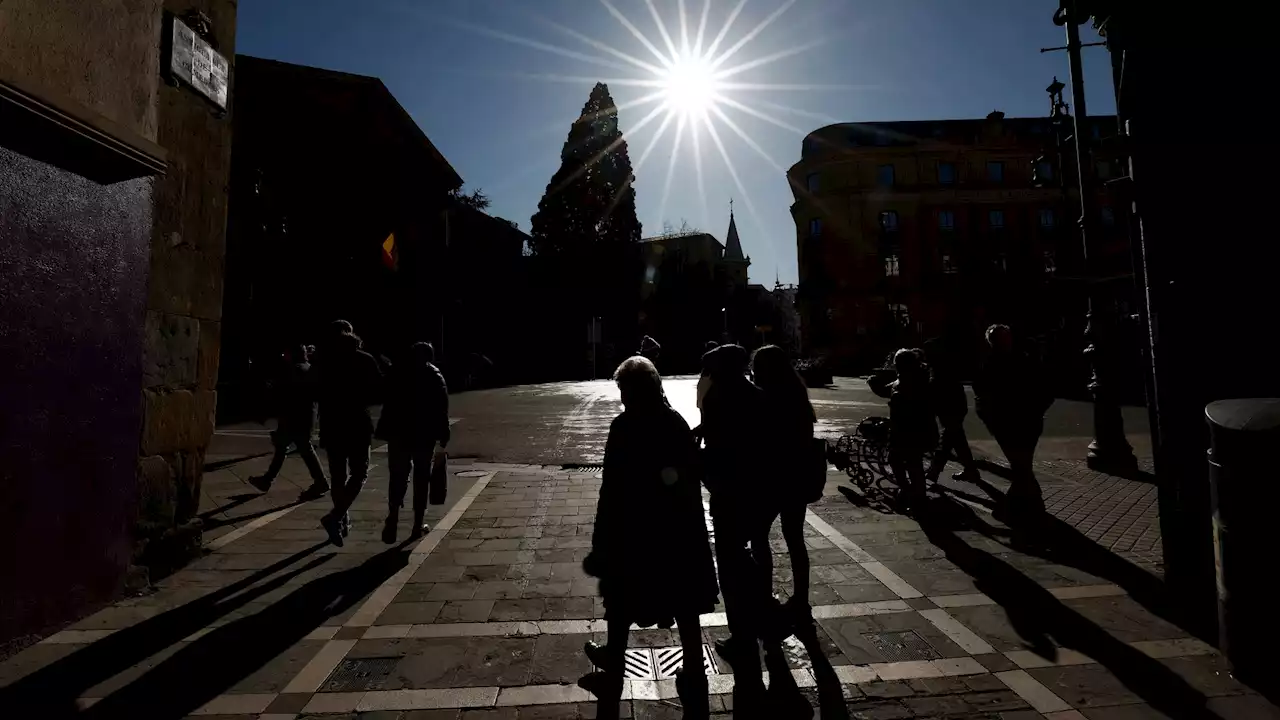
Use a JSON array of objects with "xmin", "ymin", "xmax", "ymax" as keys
[
  {"xmin": 583, "ymin": 641, "xmax": 614, "ymax": 672},
  {"xmin": 249, "ymin": 476, "xmax": 272, "ymax": 493},
  {"xmin": 382, "ymin": 515, "xmax": 398, "ymax": 545},
  {"xmin": 321, "ymin": 514, "xmax": 344, "ymax": 547},
  {"xmin": 300, "ymin": 482, "xmax": 329, "ymax": 500},
  {"xmin": 714, "ymin": 636, "xmax": 761, "ymax": 672},
  {"xmin": 410, "ymin": 520, "xmax": 430, "ymax": 540},
  {"xmin": 953, "ymin": 468, "xmax": 980, "ymax": 482}
]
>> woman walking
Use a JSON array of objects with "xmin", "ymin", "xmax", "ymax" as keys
[
  {"xmin": 376, "ymin": 342, "xmax": 450, "ymax": 544},
  {"xmin": 582, "ymin": 356, "xmax": 717, "ymax": 719},
  {"xmin": 749, "ymin": 345, "xmax": 817, "ymax": 621}
]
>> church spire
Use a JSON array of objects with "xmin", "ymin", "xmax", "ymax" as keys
[{"xmin": 724, "ymin": 199, "xmax": 746, "ymax": 262}]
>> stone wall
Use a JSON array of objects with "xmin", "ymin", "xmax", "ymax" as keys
[
  {"xmin": 133, "ymin": 0, "xmax": 238, "ymax": 578},
  {"xmin": 0, "ymin": 0, "xmax": 165, "ymax": 650}
]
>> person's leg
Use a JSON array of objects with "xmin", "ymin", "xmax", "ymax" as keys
[
  {"xmin": 322, "ymin": 441, "xmax": 350, "ymax": 545},
  {"xmin": 339, "ymin": 439, "xmax": 371, "ymax": 516},
  {"xmin": 711, "ymin": 506, "xmax": 765, "ymax": 682},
  {"xmin": 676, "ymin": 612, "xmax": 710, "ymax": 717},
  {"xmin": 950, "ymin": 423, "xmax": 978, "ymax": 474},
  {"xmin": 780, "ymin": 504, "xmax": 810, "ymax": 608},
  {"xmin": 251, "ymin": 432, "xmax": 290, "ymax": 490},
  {"xmin": 295, "ymin": 435, "xmax": 329, "ymax": 489},
  {"xmin": 385, "ymin": 441, "xmax": 411, "ymax": 543},
  {"xmin": 411, "ymin": 441, "xmax": 433, "ymax": 533}
]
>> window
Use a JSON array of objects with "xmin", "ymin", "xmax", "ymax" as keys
[
  {"xmin": 1092, "ymin": 124, "xmax": 1103, "ymax": 140},
  {"xmin": 809, "ymin": 218, "xmax": 822, "ymax": 237},
  {"xmin": 874, "ymin": 131, "xmax": 890, "ymax": 147},
  {"xmin": 1100, "ymin": 207, "xmax": 1115, "ymax": 227},
  {"xmin": 989, "ymin": 209, "xmax": 1005, "ymax": 229},
  {"xmin": 987, "ymin": 161, "xmax": 1005, "ymax": 182},
  {"xmin": 938, "ymin": 210, "xmax": 955, "ymax": 231},
  {"xmin": 879, "ymin": 210, "xmax": 899, "ymax": 232},
  {"xmin": 803, "ymin": 137, "xmax": 817, "ymax": 157},
  {"xmin": 805, "ymin": 173, "xmax": 820, "ymax": 193},
  {"xmin": 941, "ymin": 254, "xmax": 958, "ymax": 274},
  {"xmin": 993, "ymin": 253, "xmax": 1008, "ymax": 272},
  {"xmin": 1036, "ymin": 161, "xmax": 1054, "ymax": 182},
  {"xmin": 938, "ymin": 162, "xmax": 956, "ymax": 185},
  {"xmin": 877, "ymin": 164, "xmax": 895, "ymax": 187},
  {"xmin": 1096, "ymin": 160, "xmax": 1112, "ymax": 180},
  {"xmin": 884, "ymin": 254, "xmax": 900, "ymax": 277},
  {"xmin": 890, "ymin": 303, "xmax": 910, "ymax": 327},
  {"xmin": 1044, "ymin": 251, "xmax": 1057, "ymax": 274},
  {"xmin": 1039, "ymin": 208, "xmax": 1056, "ymax": 229}
]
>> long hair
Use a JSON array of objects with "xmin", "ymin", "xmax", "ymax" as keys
[{"xmin": 751, "ymin": 345, "xmax": 815, "ymax": 422}]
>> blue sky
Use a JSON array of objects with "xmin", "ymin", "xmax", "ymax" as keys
[{"xmin": 236, "ymin": 0, "xmax": 1114, "ymax": 286}]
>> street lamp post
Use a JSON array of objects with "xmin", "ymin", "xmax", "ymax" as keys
[{"xmin": 1055, "ymin": 0, "xmax": 1137, "ymax": 471}]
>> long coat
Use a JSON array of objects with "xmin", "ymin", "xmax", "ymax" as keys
[
  {"xmin": 376, "ymin": 359, "xmax": 450, "ymax": 446},
  {"xmin": 588, "ymin": 402, "xmax": 718, "ymax": 626},
  {"xmin": 316, "ymin": 335, "xmax": 383, "ymax": 448}
]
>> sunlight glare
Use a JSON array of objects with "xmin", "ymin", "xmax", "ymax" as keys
[{"xmin": 660, "ymin": 52, "xmax": 720, "ymax": 119}]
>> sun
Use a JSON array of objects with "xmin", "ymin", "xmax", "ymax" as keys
[{"xmin": 660, "ymin": 52, "xmax": 720, "ymax": 119}]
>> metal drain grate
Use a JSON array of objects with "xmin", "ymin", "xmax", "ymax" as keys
[
  {"xmin": 863, "ymin": 631, "xmax": 940, "ymax": 662},
  {"xmin": 321, "ymin": 657, "xmax": 401, "ymax": 692},
  {"xmin": 653, "ymin": 645, "xmax": 718, "ymax": 679},
  {"xmin": 561, "ymin": 463, "xmax": 604, "ymax": 472},
  {"xmin": 622, "ymin": 648, "xmax": 655, "ymax": 679}
]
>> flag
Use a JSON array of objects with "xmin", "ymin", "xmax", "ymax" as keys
[{"xmin": 381, "ymin": 232, "xmax": 397, "ymax": 271}]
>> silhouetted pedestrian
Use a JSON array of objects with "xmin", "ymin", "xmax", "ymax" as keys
[
  {"xmin": 924, "ymin": 339, "xmax": 979, "ymax": 483},
  {"xmin": 973, "ymin": 324, "xmax": 1052, "ymax": 519},
  {"xmin": 376, "ymin": 342, "xmax": 450, "ymax": 544},
  {"xmin": 249, "ymin": 344, "xmax": 328, "ymax": 496},
  {"xmin": 750, "ymin": 345, "xmax": 817, "ymax": 622},
  {"xmin": 696, "ymin": 341, "xmax": 719, "ymax": 412},
  {"xmin": 869, "ymin": 348, "xmax": 938, "ymax": 511},
  {"xmin": 699, "ymin": 344, "xmax": 776, "ymax": 696},
  {"xmin": 581, "ymin": 356, "xmax": 716, "ymax": 718},
  {"xmin": 316, "ymin": 330, "xmax": 383, "ymax": 546},
  {"xmin": 638, "ymin": 335, "xmax": 661, "ymax": 365}
]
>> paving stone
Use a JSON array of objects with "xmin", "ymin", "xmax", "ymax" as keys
[
  {"xmin": 964, "ymin": 674, "xmax": 1012, "ymax": 692},
  {"xmin": 1080, "ymin": 704, "xmax": 1176, "ymax": 719},
  {"xmin": 428, "ymin": 583, "xmax": 480, "ymax": 602},
  {"xmin": 832, "ymin": 583, "xmax": 904, "ymax": 603},
  {"xmin": 459, "ymin": 709, "xmax": 519, "ymax": 719},
  {"xmin": 844, "ymin": 699, "xmax": 913, "ymax": 719},
  {"xmin": 436, "ymin": 600, "xmax": 496, "ymax": 624},
  {"xmin": 903, "ymin": 693, "xmax": 972, "ymax": 715},
  {"xmin": 490, "ymin": 599, "xmax": 547, "ymax": 622},
  {"xmin": 1027, "ymin": 665, "xmax": 1143, "ymax": 708},
  {"xmin": 379, "ymin": 602, "xmax": 445, "ymax": 625},
  {"xmin": 543, "ymin": 597, "xmax": 595, "ymax": 620},
  {"xmin": 1158, "ymin": 655, "xmax": 1254, "ymax": 698},
  {"xmin": 1204, "ymin": 695, "xmax": 1280, "ymax": 719},
  {"xmin": 906, "ymin": 676, "xmax": 970, "ymax": 695},
  {"xmin": 529, "ymin": 634, "xmax": 594, "ymax": 685}
]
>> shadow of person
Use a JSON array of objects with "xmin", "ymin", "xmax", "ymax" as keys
[
  {"xmin": 0, "ymin": 543, "xmax": 331, "ymax": 717},
  {"xmin": 793, "ymin": 623, "xmax": 850, "ymax": 720},
  {"xmin": 79, "ymin": 543, "xmax": 414, "ymax": 719},
  {"xmin": 201, "ymin": 497, "xmax": 308, "ymax": 532},
  {"xmin": 914, "ymin": 496, "xmax": 1227, "ymax": 720}
]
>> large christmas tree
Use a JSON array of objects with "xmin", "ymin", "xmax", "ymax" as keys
[
  {"xmin": 530, "ymin": 82, "xmax": 642, "ymax": 258},
  {"xmin": 529, "ymin": 83, "xmax": 643, "ymax": 371}
]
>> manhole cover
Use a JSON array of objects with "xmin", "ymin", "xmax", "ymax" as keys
[
  {"xmin": 622, "ymin": 648, "xmax": 655, "ymax": 679},
  {"xmin": 863, "ymin": 631, "xmax": 939, "ymax": 662},
  {"xmin": 321, "ymin": 657, "xmax": 401, "ymax": 692},
  {"xmin": 455, "ymin": 470, "xmax": 488, "ymax": 477},
  {"xmin": 654, "ymin": 645, "xmax": 717, "ymax": 678}
]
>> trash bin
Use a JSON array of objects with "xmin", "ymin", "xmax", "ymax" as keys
[{"xmin": 1205, "ymin": 398, "xmax": 1280, "ymax": 685}]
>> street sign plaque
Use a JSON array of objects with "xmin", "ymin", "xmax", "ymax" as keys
[{"xmin": 167, "ymin": 16, "xmax": 228, "ymax": 110}]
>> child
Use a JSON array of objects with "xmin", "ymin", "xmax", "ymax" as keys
[
  {"xmin": 582, "ymin": 356, "xmax": 717, "ymax": 719},
  {"xmin": 869, "ymin": 348, "xmax": 939, "ymax": 510}
]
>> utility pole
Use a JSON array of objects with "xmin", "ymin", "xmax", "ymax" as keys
[{"xmin": 1055, "ymin": 0, "xmax": 1137, "ymax": 471}]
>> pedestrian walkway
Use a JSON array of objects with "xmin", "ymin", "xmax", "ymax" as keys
[{"xmin": 1, "ymin": 454, "xmax": 1274, "ymax": 719}]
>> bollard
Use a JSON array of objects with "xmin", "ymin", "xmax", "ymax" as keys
[{"xmin": 1204, "ymin": 398, "xmax": 1280, "ymax": 686}]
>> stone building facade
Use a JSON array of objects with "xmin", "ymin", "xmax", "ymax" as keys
[
  {"xmin": 788, "ymin": 112, "xmax": 1130, "ymax": 376},
  {"xmin": 0, "ymin": 0, "xmax": 236, "ymax": 649}
]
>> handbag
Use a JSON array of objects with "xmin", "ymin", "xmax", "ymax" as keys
[
  {"xmin": 428, "ymin": 447, "xmax": 448, "ymax": 505},
  {"xmin": 802, "ymin": 437, "xmax": 828, "ymax": 504}
]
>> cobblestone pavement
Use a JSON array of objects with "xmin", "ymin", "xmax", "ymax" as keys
[{"xmin": 2, "ymin": 450, "xmax": 1275, "ymax": 719}]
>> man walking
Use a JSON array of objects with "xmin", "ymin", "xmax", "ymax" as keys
[
  {"xmin": 924, "ymin": 338, "xmax": 979, "ymax": 483},
  {"xmin": 249, "ymin": 344, "xmax": 328, "ymax": 497},
  {"xmin": 376, "ymin": 342, "xmax": 450, "ymax": 543},
  {"xmin": 316, "ymin": 326, "xmax": 383, "ymax": 546}
]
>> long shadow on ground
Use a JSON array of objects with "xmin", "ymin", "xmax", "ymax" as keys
[
  {"xmin": 915, "ymin": 496, "xmax": 1227, "ymax": 720},
  {"xmin": 78, "ymin": 544, "xmax": 413, "ymax": 719},
  {"xmin": 0, "ymin": 543, "xmax": 332, "ymax": 716}
]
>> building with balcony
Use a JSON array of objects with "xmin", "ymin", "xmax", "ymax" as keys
[{"xmin": 789, "ymin": 111, "xmax": 1132, "ymax": 380}]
